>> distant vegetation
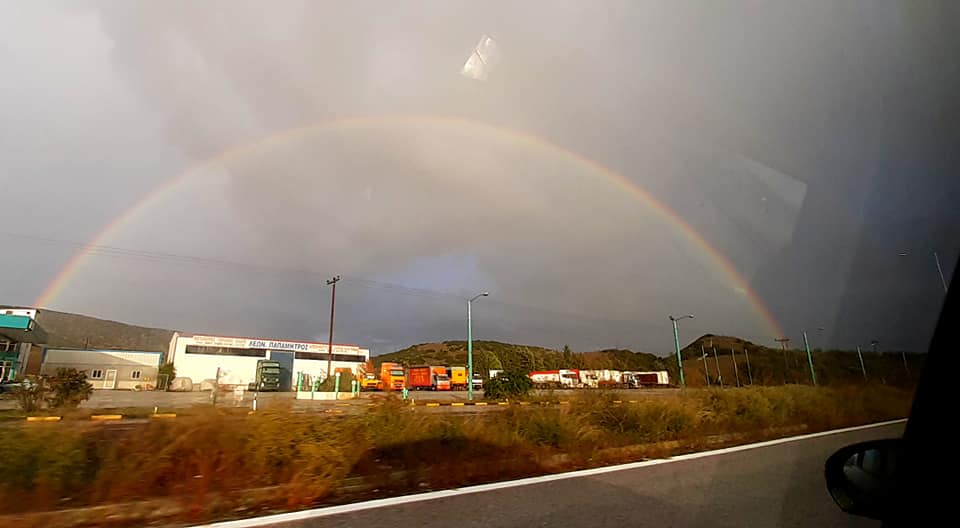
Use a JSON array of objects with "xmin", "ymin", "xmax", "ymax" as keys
[
  {"xmin": 375, "ymin": 340, "xmax": 672, "ymax": 377},
  {"xmin": 377, "ymin": 336, "xmax": 923, "ymax": 388}
]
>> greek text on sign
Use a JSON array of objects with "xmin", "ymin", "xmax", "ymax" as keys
[{"xmin": 248, "ymin": 340, "xmax": 311, "ymax": 351}]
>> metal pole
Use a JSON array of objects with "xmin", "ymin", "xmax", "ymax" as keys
[
  {"xmin": 934, "ymin": 251, "xmax": 948, "ymax": 293},
  {"xmin": 901, "ymin": 351, "xmax": 910, "ymax": 377},
  {"xmin": 326, "ymin": 275, "xmax": 341, "ymax": 381},
  {"xmin": 731, "ymin": 348, "xmax": 740, "ymax": 387},
  {"xmin": 802, "ymin": 331, "xmax": 817, "ymax": 386},
  {"xmin": 701, "ymin": 345, "xmax": 709, "ymax": 386},
  {"xmin": 712, "ymin": 347, "xmax": 722, "ymax": 387},
  {"xmin": 744, "ymin": 348, "xmax": 753, "ymax": 385},
  {"xmin": 672, "ymin": 319, "xmax": 685, "ymax": 387},
  {"xmin": 856, "ymin": 346, "xmax": 867, "ymax": 381},
  {"xmin": 467, "ymin": 299, "xmax": 474, "ymax": 401}
]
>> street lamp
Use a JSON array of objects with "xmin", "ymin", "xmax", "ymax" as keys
[
  {"xmin": 668, "ymin": 314, "xmax": 694, "ymax": 387},
  {"xmin": 467, "ymin": 292, "xmax": 489, "ymax": 401},
  {"xmin": 898, "ymin": 250, "xmax": 949, "ymax": 293}
]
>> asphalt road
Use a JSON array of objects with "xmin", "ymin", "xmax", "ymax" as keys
[{"xmin": 206, "ymin": 422, "xmax": 903, "ymax": 528}]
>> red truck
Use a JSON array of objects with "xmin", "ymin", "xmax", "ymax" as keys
[{"xmin": 407, "ymin": 365, "xmax": 451, "ymax": 391}]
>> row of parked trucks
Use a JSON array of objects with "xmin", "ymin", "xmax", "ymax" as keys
[
  {"xmin": 357, "ymin": 363, "xmax": 483, "ymax": 391},
  {"xmin": 527, "ymin": 369, "xmax": 670, "ymax": 389},
  {"xmin": 359, "ymin": 363, "xmax": 669, "ymax": 391}
]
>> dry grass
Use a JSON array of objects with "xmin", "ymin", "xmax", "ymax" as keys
[{"xmin": 0, "ymin": 385, "xmax": 911, "ymax": 524}]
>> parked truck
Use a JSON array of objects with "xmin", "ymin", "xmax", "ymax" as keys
[
  {"xmin": 431, "ymin": 366, "xmax": 451, "ymax": 391},
  {"xmin": 253, "ymin": 359, "xmax": 281, "ymax": 391},
  {"xmin": 358, "ymin": 371, "xmax": 382, "ymax": 391},
  {"xmin": 407, "ymin": 365, "xmax": 451, "ymax": 391},
  {"xmin": 529, "ymin": 369, "xmax": 581, "ymax": 388},
  {"xmin": 380, "ymin": 362, "xmax": 406, "ymax": 391},
  {"xmin": 447, "ymin": 366, "xmax": 468, "ymax": 390},
  {"xmin": 623, "ymin": 371, "xmax": 670, "ymax": 388}
]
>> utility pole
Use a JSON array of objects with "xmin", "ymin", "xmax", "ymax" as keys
[
  {"xmin": 325, "ymin": 275, "xmax": 341, "ymax": 381},
  {"xmin": 775, "ymin": 338, "xmax": 791, "ymax": 384}
]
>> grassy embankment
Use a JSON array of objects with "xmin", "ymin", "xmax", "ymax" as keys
[{"xmin": 0, "ymin": 385, "xmax": 910, "ymax": 526}]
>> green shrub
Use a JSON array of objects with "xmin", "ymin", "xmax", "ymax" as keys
[
  {"xmin": 13, "ymin": 369, "xmax": 93, "ymax": 413},
  {"xmin": 483, "ymin": 369, "xmax": 533, "ymax": 400},
  {"xmin": 47, "ymin": 369, "xmax": 94, "ymax": 409}
]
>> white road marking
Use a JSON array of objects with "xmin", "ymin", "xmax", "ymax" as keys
[{"xmin": 193, "ymin": 419, "xmax": 906, "ymax": 527}]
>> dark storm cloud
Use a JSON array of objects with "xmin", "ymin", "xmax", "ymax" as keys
[{"xmin": 2, "ymin": 2, "xmax": 958, "ymax": 353}]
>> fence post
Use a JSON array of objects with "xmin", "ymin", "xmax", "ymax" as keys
[
  {"xmin": 701, "ymin": 345, "xmax": 710, "ymax": 386},
  {"xmin": 744, "ymin": 348, "xmax": 753, "ymax": 385},
  {"xmin": 731, "ymin": 348, "xmax": 741, "ymax": 387},
  {"xmin": 713, "ymin": 347, "xmax": 723, "ymax": 387}
]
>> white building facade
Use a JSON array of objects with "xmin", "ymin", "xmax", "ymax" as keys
[
  {"xmin": 168, "ymin": 334, "xmax": 369, "ymax": 390},
  {"xmin": 41, "ymin": 348, "xmax": 163, "ymax": 390}
]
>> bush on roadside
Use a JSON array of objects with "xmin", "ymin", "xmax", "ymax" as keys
[
  {"xmin": 13, "ymin": 376, "xmax": 48, "ymax": 413},
  {"xmin": 158, "ymin": 362, "xmax": 176, "ymax": 389},
  {"xmin": 483, "ymin": 369, "xmax": 533, "ymax": 400},
  {"xmin": 13, "ymin": 369, "xmax": 93, "ymax": 413},
  {"xmin": 314, "ymin": 370, "xmax": 354, "ymax": 392},
  {"xmin": 47, "ymin": 369, "xmax": 94, "ymax": 409}
]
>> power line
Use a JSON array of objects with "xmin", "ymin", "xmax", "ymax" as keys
[{"xmin": 1, "ymin": 231, "xmax": 656, "ymax": 327}]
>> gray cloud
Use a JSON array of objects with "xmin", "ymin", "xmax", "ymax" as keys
[{"xmin": 2, "ymin": 2, "xmax": 958, "ymax": 354}]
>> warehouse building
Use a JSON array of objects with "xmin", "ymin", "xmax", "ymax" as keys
[
  {"xmin": 1, "ymin": 306, "xmax": 174, "ymax": 381},
  {"xmin": 40, "ymin": 348, "xmax": 163, "ymax": 390},
  {"xmin": 168, "ymin": 334, "xmax": 369, "ymax": 391}
]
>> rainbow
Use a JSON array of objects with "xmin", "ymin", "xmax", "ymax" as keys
[{"xmin": 34, "ymin": 115, "xmax": 784, "ymax": 337}]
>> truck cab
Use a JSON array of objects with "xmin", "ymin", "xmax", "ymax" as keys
[
  {"xmin": 359, "ymin": 372, "xmax": 382, "ymax": 391},
  {"xmin": 433, "ymin": 373, "xmax": 451, "ymax": 391},
  {"xmin": 254, "ymin": 360, "xmax": 281, "ymax": 391},
  {"xmin": 380, "ymin": 362, "xmax": 406, "ymax": 391}
]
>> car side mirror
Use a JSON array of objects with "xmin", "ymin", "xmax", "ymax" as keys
[{"xmin": 824, "ymin": 438, "xmax": 901, "ymax": 520}]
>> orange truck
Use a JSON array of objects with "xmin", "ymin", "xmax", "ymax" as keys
[
  {"xmin": 447, "ymin": 366, "xmax": 468, "ymax": 390},
  {"xmin": 407, "ymin": 365, "xmax": 451, "ymax": 391},
  {"xmin": 380, "ymin": 362, "xmax": 406, "ymax": 391},
  {"xmin": 431, "ymin": 366, "xmax": 451, "ymax": 391}
]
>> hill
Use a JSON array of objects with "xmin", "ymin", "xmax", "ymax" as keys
[
  {"xmin": 680, "ymin": 334, "xmax": 922, "ymax": 388},
  {"xmin": 1, "ymin": 306, "xmax": 175, "ymax": 353},
  {"xmin": 377, "ymin": 335, "xmax": 922, "ymax": 388}
]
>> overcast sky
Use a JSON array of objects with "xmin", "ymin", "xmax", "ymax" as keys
[{"xmin": 1, "ymin": 2, "xmax": 957, "ymax": 355}]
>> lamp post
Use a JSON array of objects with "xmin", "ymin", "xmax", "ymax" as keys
[
  {"xmin": 467, "ymin": 292, "xmax": 489, "ymax": 401},
  {"xmin": 669, "ymin": 314, "xmax": 694, "ymax": 387},
  {"xmin": 801, "ymin": 326, "xmax": 823, "ymax": 386}
]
